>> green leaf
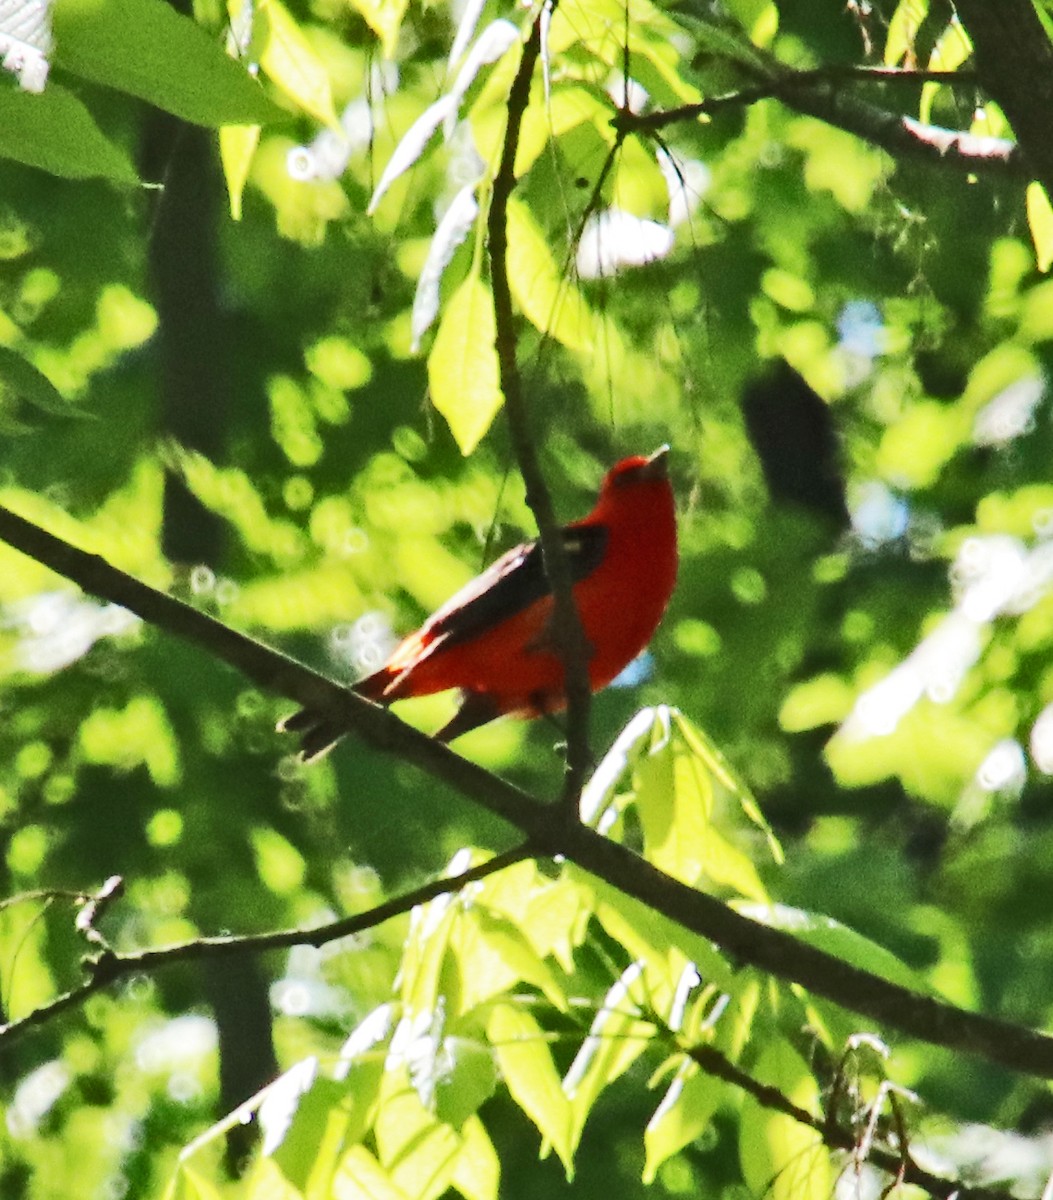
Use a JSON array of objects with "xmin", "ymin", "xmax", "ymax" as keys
[
  {"xmin": 738, "ymin": 1040, "xmax": 831, "ymax": 1200},
  {"xmin": 300, "ymin": 1043, "xmax": 387, "ymax": 1191},
  {"xmin": 0, "ymin": 81, "xmax": 137, "ymax": 182},
  {"xmin": 434, "ymin": 1037, "xmax": 498, "ymax": 1128},
  {"xmin": 165, "ymin": 1159, "xmax": 224, "ymax": 1200},
  {"xmin": 220, "ymin": 125, "xmax": 261, "ymax": 220},
  {"xmin": 634, "ymin": 709, "xmax": 720, "ymax": 887},
  {"xmin": 487, "ymin": 1005, "xmax": 574, "ymax": 1176},
  {"xmin": 725, "ymin": 0, "xmax": 778, "ymax": 46},
  {"xmin": 270, "ymin": 1076, "xmax": 349, "ymax": 1190},
  {"xmin": 374, "ymin": 1073, "xmax": 461, "ymax": 1200},
  {"xmin": 580, "ymin": 707, "xmax": 657, "ymax": 829},
  {"xmin": 349, "ymin": 0, "xmax": 410, "ymax": 59},
  {"xmin": 671, "ymin": 710, "xmax": 783, "ymax": 864},
  {"xmin": 710, "ymin": 973, "xmax": 761, "ymax": 1063},
  {"xmin": 617, "ymin": 706, "xmax": 775, "ymax": 896},
  {"xmin": 450, "ymin": 908, "xmax": 567, "ymax": 1013},
  {"xmin": 427, "ymin": 272, "xmax": 502, "ymax": 454},
  {"xmin": 257, "ymin": 1056, "xmax": 319, "ymax": 1161},
  {"xmin": 884, "ymin": 0, "xmax": 929, "ymax": 65},
  {"xmin": 332, "ymin": 1146, "xmax": 406, "ymax": 1200},
  {"xmin": 511, "ymin": 85, "xmax": 615, "ymax": 180},
  {"xmin": 919, "ymin": 17, "xmax": 971, "ymax": 124},
  {"xmin": 412, "ymin": 184, "xmax": 480, "ymax": 349},
  {"xmin": 369, "ymin": 95, "xmax": 456, "ymax": 215},
  {"xmin": 473, "ymin": 858, "xmax": 587, "ymax": 974},
  {"xmin": 643, "ymin": 1058, "xmax": 721, "ymax": 1183},
  {"xmin": 256, "ymin": 0, "xmax": 338, "ymax": 127},
  {"xmin": 584, "ymin": 708, "xmax": 781, "ymax": 882},
  {"xmin": 588, "ymin": 875, "xmax": 733, "ymax": 998},
  {"xmin": 646, "ymin": 8, "xmax": 762, "ymax": 75},
  {"xmin": 1028, "ymin": 182, "xmax": 1053, "ymax": 273},
  {"xmin": 562, "ymin": 962, "xmax": 653, "ymax": 1154},
  {"xmin": 0, "ymin": 345, "xmax": 85, "ymax": 419},
  {"xmin": 450, "ymin": 1117, "xmax": 499, "ymax": 1200},
  {"xmin": 506, "ymin": 198, "xmax": 595, "ymax": 352},
  {"xmin": 53, "ymin": 0, "xmax": 281, "ymax": 127}
]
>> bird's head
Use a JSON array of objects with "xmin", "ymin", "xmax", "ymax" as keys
[{"xmin": 601, "ymin": 445, "xmax": 670, "ymax": 493}]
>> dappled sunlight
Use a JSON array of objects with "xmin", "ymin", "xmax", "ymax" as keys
[
  {"xmin": 8, "ymin": 0, "xmax": 1053, "ymax": 1197},
  {"xmin": 3, "ymin": 590, "xmax": 138, "ymax": 674},
  {"xmin": 575, "ymin": 209, "xmax": 674, "ymax": 279},
  {"xmin": 327, "ymin": 611, "xmax": 396, "ymax": 676},
  {"xmin": 835, "ymin": 521, "xmax": 1053, "ymax": 799}
]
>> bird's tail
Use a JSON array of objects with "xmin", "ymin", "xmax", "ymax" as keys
[{"xmin": 278, "ymin": 668, "xmax": 395, "ymax": 761}]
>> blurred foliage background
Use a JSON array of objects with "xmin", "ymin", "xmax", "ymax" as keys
[{"xmin": 4, "ymin": 0, "xmax": 1053, "ymax": 1197}]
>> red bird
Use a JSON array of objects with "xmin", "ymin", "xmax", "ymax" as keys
[{"xmin": 282, "ymin": 446, "xmax": 677, "ymax": 756}]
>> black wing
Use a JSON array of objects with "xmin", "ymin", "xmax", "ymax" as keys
[{"xmin": 429, "ymin": 523, "xmax": 608, "ymax": 649}]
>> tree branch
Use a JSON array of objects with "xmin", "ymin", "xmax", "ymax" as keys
[
  {"xmin": 487, "ymin": 6, "xmax": 594, "ymax": 814},
  {"xmin": 952, "ymin": 0, "xmax": 1053, "ymax": 195},
  {"xmin": 0, "ymin": 502, "xmax": 551, "ymax": 836},
  {"xmin": 619, "ymin": 68, "xmax": 1024, "ymax": 179},
  {"xmin": 3, "ymin": 505, "xmax": 1053, "ymax": 1081},
  {"xmin": 685, "ymin": 1042, "xmax": 1009, "ymax": 1200},
  {"xmin": 0, "ymin": 841, "xmax": 533, "ymax": 1049}
]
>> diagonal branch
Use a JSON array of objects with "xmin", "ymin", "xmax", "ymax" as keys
[
  {"xmin": 0, "ymin": 841, "xmax": 533, "ymax": 1049},
  {"xmin": 4, "ymin": 505, "xmax": 1053, "ymax": 1081},
  {"xmin": 487, "ymin": 5, "xmax": 594, "ymax": 815},
  {"xmin": 618, "ymin": 69, "xmax": 1024, "ymax": 178},
  {"xmin": 0, "ymin": 503, "xmax": 549, "ymax": 835}
]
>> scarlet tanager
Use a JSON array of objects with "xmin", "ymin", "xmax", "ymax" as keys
[{"xmin": 282, "ymin": 446, "xmax": 677, "ymax": 756}]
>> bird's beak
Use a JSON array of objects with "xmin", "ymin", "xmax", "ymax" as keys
[{"xmin": 639, "ymin": 444, "xmax": 670, "ymax": 481}]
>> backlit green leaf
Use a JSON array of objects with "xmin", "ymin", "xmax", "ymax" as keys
[
  {"xmin": 473, "ymin": 858, "xmax": 587, "ymax": 973},
  {"xmin": 219, "ymin": 124, "xmax": 262, "ymax": 220},
  {"xmin": 450, "ymin": 908, "xmax": 566, "ymax": 1013},
  {"xmin": 268, "ymin": 1073, "xmax": 349, "ymax": 1191},
  {"xmin": 884, "ymin": 0, "xmax": 929, "ymax": 65},
  {"xmin": 507, "ymin": 198, "xmax": 595, "ymax": 352},
  {"xmin": 350, "ymin": 0, "xmax": 410, "ymax": 59},
  {"xmin": 450, "ymin": 1117, "xmax": 499, "ymax": 1200},
  {"xmin": 738, "ymin": 1041, "xmax": 831, "ymax": 1200},
  {"xmin": 487, "ymin": 1005, "xmax": 574, "ymax": 1176},
  {"xmin": 374, "ymin": 1074, "xmax": 460, "ymax": 1200},
  {"xmin": 257, "ymin": 0, "xmax": 338, "ymax": 128},
  {"xmin": 427, "ymin": 273, "xmax": 502, "ymax": 454},
  {"xmin": 643, "ymin": 1058, "xmax": 721, "ymax": 1183},
  {"xmin": 1028, "ymin": 182, "xmax": 1053, "ymax": 273},
  {"xmin": 588, "ymin": 875, "xmax": 734, "ymax": 996},
  {"xmin": 562, "ymin": 962, "xmax": 653, "ymax": 1153},
  {"xmin": 333, "ymin": 1146, "xmax": 406, "ymax": 1200},
  {"xmin": 434, "ymin": 1038, "xmax": 498, "ymax": 1128}
]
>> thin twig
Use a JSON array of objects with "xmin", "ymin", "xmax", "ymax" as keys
[
  {"xmin": 685, "ymin": 1043, "xmax": 1010, "ymax": 1200},
  {"xmin": 0, "ymin": 842, "xmax": 532, "ymax": 1049},
  {"xmin": 762, "ymin": 64, "xmax": 979, "ymax": 87},
  {"xmin": 487, "ymin": 5, "xmax": 594, "ymax": 816},
  {"xmin": 617, "ymin": 70, "xmax": 1023, "ymax": 178}
]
